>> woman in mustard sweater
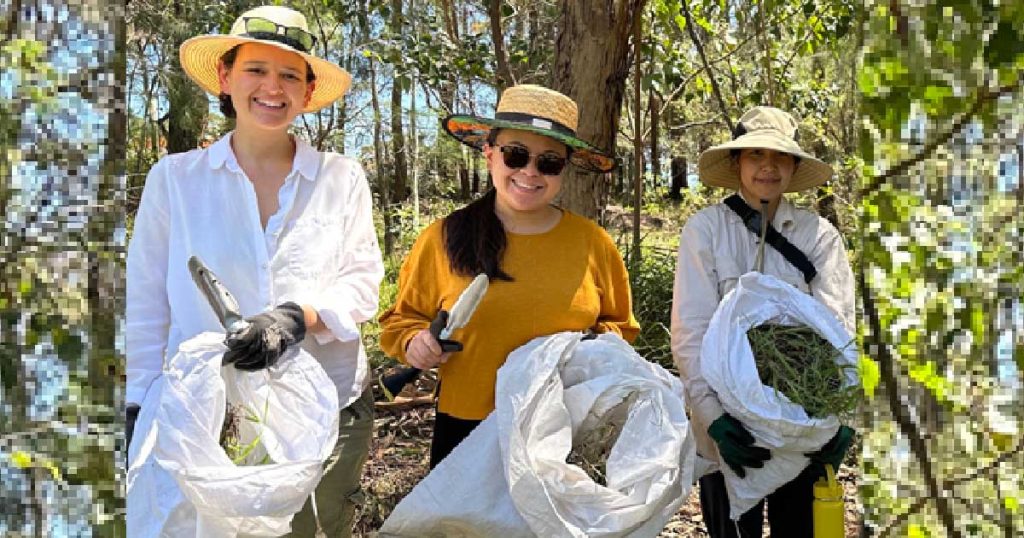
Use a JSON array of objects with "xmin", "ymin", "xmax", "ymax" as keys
[{"xmin": 379, "ymin": 84, "xmax": 640, "ymax": 468}]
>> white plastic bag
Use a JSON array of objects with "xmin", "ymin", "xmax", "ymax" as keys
[
  {"xmin": 381, "ymin": 332, "xmax": 696, "ymax": 537},
  {"xmin": 127, "ymin": 332, "xmax": 340, "ymax": 537},
  {"xmin": 700, "ymin": 272, "xmax": 858, "ymax": 519}
]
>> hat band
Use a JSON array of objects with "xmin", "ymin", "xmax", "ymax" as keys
[
  {"xmin": 240, "ymin": 31, "xmax": 311, "ymax": 53},
  {"xmin": 494, "ymin": 112, "xmax": 576, "ymax": 138}
]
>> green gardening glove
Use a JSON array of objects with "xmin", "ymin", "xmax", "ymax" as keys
[
  {"xmin": 708, "ymin": 413, "xmax": 772, "ymax": 478},
  {"xmin": 806, "ymin": 425, "xmax": 856, "ymax": 470}
]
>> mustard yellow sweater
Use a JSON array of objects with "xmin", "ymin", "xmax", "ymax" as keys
[{"xmin": 379, "ymin": 210, "xmax": 640, "ymax": 420}]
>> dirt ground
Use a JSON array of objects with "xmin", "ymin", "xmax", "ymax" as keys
[{"xmin": 354, "ymin": 378, "xmax": 864, "ymax": 537}]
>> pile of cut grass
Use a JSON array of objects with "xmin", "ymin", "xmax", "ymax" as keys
[{"xmin": 747, "ymin": 323, "xmax": 859, "ymax": 419}]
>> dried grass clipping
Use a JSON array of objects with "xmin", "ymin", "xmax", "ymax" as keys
[
  {"xmin": 219, "ymin": 401, "xmax": 270, "ymax": 465},
  {"xmin": 566, "ymin": 397, "xmax": 632, "ymax": 486},
  {"xmin": 747, "ymin": 323, "xmax": 859, "ymax": 419}
]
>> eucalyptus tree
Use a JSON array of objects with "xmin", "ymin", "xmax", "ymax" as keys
[{"xmin": 2, "ymin": 0, "xmax": 125, "ymax": 534}]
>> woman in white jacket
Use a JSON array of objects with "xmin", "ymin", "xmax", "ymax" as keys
[
  {"xmin": 670, "ymin": 106, "xmax": 855, "ymax": 537},
  {"xmin": 126, "ymin": 6, "xmax": 383, "ymax": 536}
]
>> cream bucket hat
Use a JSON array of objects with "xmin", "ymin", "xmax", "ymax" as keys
[{"xmin": 698, "ymin": 106, "xmax": 833, "ymax": 192}]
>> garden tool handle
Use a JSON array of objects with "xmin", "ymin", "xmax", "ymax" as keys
[
  {"xmin": 754, "ymin": 199, "xmax": 769, "ymax": 273},
  {"xmin": 379, "ymin": 311, "xmax": 462, "ymax": 401}
]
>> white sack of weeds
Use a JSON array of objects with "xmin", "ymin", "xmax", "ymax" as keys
[
  {"xmin": 701, "ymin": 272, "xmax": 858, "ymax": 520},
  {"xmin": 127, "ymin": 332, "xmax": 339, "ymax": 537},
  {"xmin": 381, "ymin": 332, "xmax": 696, "ymax": 538}
]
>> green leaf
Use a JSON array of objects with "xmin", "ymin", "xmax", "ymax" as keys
[{"xmin": 858, "ymin": 355, "xmax": 880, "ymax": 398}]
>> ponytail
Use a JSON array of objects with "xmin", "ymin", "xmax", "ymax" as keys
[{"xmin": 443, "ymin": 188, "xmax": 514, "ymax": 281}]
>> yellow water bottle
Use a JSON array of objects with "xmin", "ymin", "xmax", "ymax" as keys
[{"xmin": 813, "ymin": 464, "xmax": 844, "ymax": 538}]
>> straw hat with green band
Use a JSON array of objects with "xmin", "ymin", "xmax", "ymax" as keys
[
  {"xmin": 442, "ymin": 84, "xmax": 618, "ymax": 173},
  {"xmin": 698, "ymin": 106, "xmax": 833, "ymax": 192},
  {"xmin": 179, "ymin": 5, "xmax": 352, "ymax": 113}
]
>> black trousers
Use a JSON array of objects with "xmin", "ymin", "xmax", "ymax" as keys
[
  {"xmin": 429, "ymin": 411, "xmax": 483, "ymax": 469},
  {"xmin": 699, "ymin": 463, "xmax": 826, "ymax": 538}
]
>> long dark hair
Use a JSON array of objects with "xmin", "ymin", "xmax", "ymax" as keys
[{"xmin": 443, "ymin": 129, "xmax": 514, "ymax": 281}]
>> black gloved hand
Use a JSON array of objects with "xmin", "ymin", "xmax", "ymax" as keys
[
  {"xmin": 127, "ymin": 404, "xmax": 141, "ymax": 450},
  {"xmin": 223, "ymin": 302, "xmax": 306, "ymax": 371},
  {"xmin": 708, "ymin": 413, "xmax": 772, "ymax": 478},
  {"xmin": 805, "ymin": 425, "xmax": 856, "ymax": 471}
]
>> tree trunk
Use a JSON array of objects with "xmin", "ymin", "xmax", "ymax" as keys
[
  {"xmin": 89, "ymin": 0, "xmax": 126, "ymax": 409},
  {"xmin": 410, "ymin": 75, "xmax": 420, "ymax": 228},
  {"xmin": 669, "ymin": 156, "xmax": 687, "ymax": 200},
  {"xmin": 163, "ymin": 3, "xmax": 205, "ymax": 153},
  {"xmin": 471, "ymin": 151, "xmax": 481, "ymax": 194},
  {"xmin": 487, "ymin": 0, "xmax": 513, "ymax": 91},
  {"xmin": 370, "ymin": 60, "xmax": 393, "ymax": 256},
  {"xmin": 389, "ymin": 0, "xmax": 409, "ymax": 201},
  {"xmin": 552, "ymin": 0, "xmax": 646, "ymax": 219},
  {"xmin": 459, "ymin": 166, "xmax": 471, "ymax": 200},
  {"xmin": 649, "ymin": 88, "xmax": 660, "ymax": 188},
  {"xmin": 630, "ymin": 9, "xmax": 643, "ymax": 264}
]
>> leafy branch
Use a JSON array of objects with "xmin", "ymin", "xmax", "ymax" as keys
[
  {"xmin": 878, "ymin": 434, "xmax": 1024, "ymax": 537},
  {"xmin": 863, "ymin": 74, "xmax": 1024, "ymax": 194},
  {"xmin": 679, "ymin": 0, "xmax": 732, "ymax": 131},
  {"xmin": 859, "ymin": 266, "xmax": 962, "ymax": 538}
]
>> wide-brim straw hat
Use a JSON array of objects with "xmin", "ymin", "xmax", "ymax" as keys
[
  {"xmin": 179, "ymin": 5, "xmax": 351, "ymax": 113},
  {"xmin": 698, "ymin": 106, "xmax": 832, "ymax": 192},
  {"xmin": 442, "ymin": 84, "xmax": 617, "ymax": 173}
]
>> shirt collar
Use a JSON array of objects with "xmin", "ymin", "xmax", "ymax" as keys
[
  {"xmin": 736, "ymin": 191, "xmax": 797, "ymax": 228},
  {"xmin": 292, "ymin": 136, "xmax": 320, "ymax": 182},
  {"xmin": 207, "ymin": 133, "xmax": 235, "ymax": 171},
  {"xmin": 207, "ymin": 132, "xmax": 321, "ymax": 182}
]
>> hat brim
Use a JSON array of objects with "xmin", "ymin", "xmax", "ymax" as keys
[
  {"xmin": 442, "ymin": 114, "xmax": 617, "ymax": 173},
  {"xmin": 179, "ymin": 35, "xmax": 352, "ymax": 113},
  {"xmin": 697, "ymin": 132, "xmax": 833, "ymax": 192}
]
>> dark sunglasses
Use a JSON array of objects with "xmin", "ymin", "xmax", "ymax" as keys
[
  {"xmin": 498, "ymin": 145, "xmax": 568, "ymax": 176},
  {"xmin": 241, "ymin": 17, "xmax": 317, "ymax": 53}
]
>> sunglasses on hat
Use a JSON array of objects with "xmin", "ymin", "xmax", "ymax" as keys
[
  {"xmin": 241, "ymin": 16, "xmax": 317, "ymax": 53},
  {"xmin": 497, "ymin": 145, "xmax": 568, "ymax": 176}
]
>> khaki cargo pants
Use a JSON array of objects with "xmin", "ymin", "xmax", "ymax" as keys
[{"xmin": 286, "ymin": 387, "xmax": 374, "ymax": 538}]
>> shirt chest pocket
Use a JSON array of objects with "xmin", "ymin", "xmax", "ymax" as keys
[
  {"xmin": 284, "ymin": 214, "xmax": 345, "ymax": 279},
  {"xmin": 715, "ymin": 258, "xmax": 745, "ymax": 298}
]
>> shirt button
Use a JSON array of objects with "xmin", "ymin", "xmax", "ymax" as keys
[{"xmin": 262, "ymin": 262, "xmax": 269, "ymax": 269}]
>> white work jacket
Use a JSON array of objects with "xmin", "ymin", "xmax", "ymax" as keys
[
  {"xmin": 670, "ymin": 196, "xmax": 855, "ymax": 461},
  {"xmin": 127, "ymin": 133, "xmax": 384, "ymax": 410}
]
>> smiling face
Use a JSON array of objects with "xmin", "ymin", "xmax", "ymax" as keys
[
  {"xmin": 217, "ymin": 42, "xmax": 314, "ymax": 132},
  {"xmin": 736, "ymin": 147, "xmax": 797, "ymax": 203},
  {"xmin": 483, "ymin": 129, "xmax": 568, "ymax": 217}
]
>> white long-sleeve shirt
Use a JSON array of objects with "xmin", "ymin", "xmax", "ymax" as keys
[
  {"xmin": 670, "ymin": 197, "xmax": 855, "ymax": 460},
  {"xmin": 127, "ymin": 133, "xmax": 384, "ymax": 410}
]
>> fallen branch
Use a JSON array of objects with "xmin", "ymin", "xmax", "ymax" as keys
[{"xmin": 374, "ymin": 394, "xmax": 435, "ymax": 410}]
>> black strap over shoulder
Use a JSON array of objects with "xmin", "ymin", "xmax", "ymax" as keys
[{"xmin": 722, "ymin": 194, "xmax": 817, "ymax": 284}]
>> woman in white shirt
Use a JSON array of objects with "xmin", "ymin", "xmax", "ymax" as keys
[
  {"xmin": 126, "ymin": 6, "xmax": 383, "ymax": 536},
  {"xmin": 670, "ymin": 106, "xmax": 855, "ymax": 537}
]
